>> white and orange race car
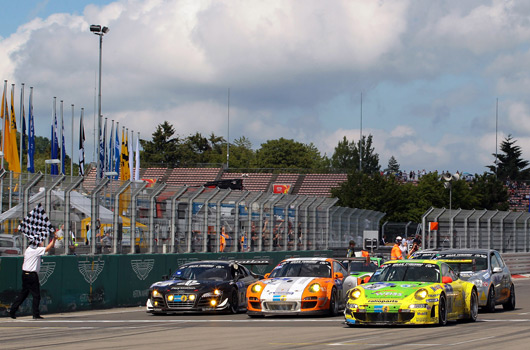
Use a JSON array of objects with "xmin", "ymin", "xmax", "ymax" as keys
[{"xmin": 246, "ymin": 257, "xmax": 350, "ymax": 317}]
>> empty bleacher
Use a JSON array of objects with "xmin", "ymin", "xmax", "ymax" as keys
[
  {"xmin": 221, "ymin": 172, "xmax": 273, "ymax": 192},
  {"xmin": 297, "ymin": 173, "xmax": 348, "ymax": 197},
  {"xmin": 166, "ymin": 167, "xmax": 222, "ymax": 187}
]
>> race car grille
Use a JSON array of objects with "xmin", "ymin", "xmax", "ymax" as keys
[
  {"xmin": 250, "ymin": 302, "xmax": 261, "ymax": 309},
  {"xmin": 354, "ymin": 312, "xmax": 415, "ymax": 323},
  {"xmin": 301, "ymin": 301, "xmax": 317, "ymax": 309},
  {"xmin": 166, "ymin": 294, "xmax": 196, "ymax": 309},
  {"xmin": 263, "ymin": 302, "xmax": 298, "ymax": 312}
]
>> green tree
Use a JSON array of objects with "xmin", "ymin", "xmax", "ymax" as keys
[
  {"xmin": 386, "ymin": 156, "xmax": 400, "ymax": 174},
  {"xmin": 487, "ymin": 135, "xmax": 529, "ymax": 181},
  {"xmin": 256, "ymin": 138, "xmax": 324, "ymax": 170},
  {"xmin": 139, "ymin": 121, "xmax": 181, "ymax": 167},
  {"xmin": 226, "ymin": 136, "xmax": 256, "ymax": 168},
  {"xmin": 330, "ymin": 135, "xmax": 380, "ymax": 174},
  {"xmin": 470, "ymin": 173, "xmax": 509, "ymax": 210}
]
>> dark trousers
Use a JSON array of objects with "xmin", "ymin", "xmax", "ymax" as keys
[{"xmin": 10, "ymin": 271, "xmax": 41, "ymax": 317}]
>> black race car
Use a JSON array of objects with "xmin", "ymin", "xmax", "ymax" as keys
[{"xmin": 146, "ymin": 260, "xmax": 263, "ymax": 314}]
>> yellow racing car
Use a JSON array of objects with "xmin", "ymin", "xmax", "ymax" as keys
[{"xmin": 344, "ymin": 259, "xmax": 479, "ymax": 326}]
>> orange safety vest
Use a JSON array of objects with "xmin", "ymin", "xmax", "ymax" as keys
[{"xmin": 390, "ymin": 244, "xmax": 403, "ymax": 260}]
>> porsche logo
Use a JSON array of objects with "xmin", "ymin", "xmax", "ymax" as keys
[{"xmin": 280, "ymin": 295, "xmax": 287, "ymax": 301}]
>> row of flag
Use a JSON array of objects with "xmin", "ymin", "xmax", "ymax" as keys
[{"xmin": 1, "ymin": 80, "xmax": 141, "ymax": 181}]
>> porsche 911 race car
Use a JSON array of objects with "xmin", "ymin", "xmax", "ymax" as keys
[
  {"xmin": 344, "ymin": 259, "xmax": 479, "ymax": 326},
  {"xmin": 414, "ymin": 249, "xmax": 515, "ymax": 312},
  {"xmin": 146, "ymin": 260, "xmax": 262, "ymax": 314},
  {"xmin": 246, "ymin": 257, "xmax": 348, "ymax": 317}
]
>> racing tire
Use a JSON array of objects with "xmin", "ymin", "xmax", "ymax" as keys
[
  {"xmin": 483, "ymin": 287, "xmax": 496, "ymax": 313},
  {"xmin": 502, "ymin": 284, "xmax": 516, "ymax": 311},
  {"xmin": 228, "ymin": 290, "xmax": 239, "ymax": 314},
  {"xmin": 328, "ymin": 288, "xmax": 339, "ymax": 317},
  {"xmin": 438, "ymin": 294, "xmax": 447, "ymax": 326},
  {"xmin": 465, "ymin": 289, "xmax": 478, "ymax": 322}
]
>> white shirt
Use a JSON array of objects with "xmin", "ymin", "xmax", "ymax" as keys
[
  {"xmin": 55, "ymin": 229, "xmax": 64, "ymax": 248},
  {"xmin": 22, "ymin": 246, "xmax": 46, "ymax": 272}
]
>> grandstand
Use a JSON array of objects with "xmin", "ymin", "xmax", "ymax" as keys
[{"xmin": 82, "ymin": 166, "xmax": 530, "ymax": 207}]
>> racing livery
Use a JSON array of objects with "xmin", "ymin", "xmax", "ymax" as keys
[
  {"xmin": 344, "ymin": 259, "xmax": 479, "ymax": 326},
  {"xmin": 246, "ymin": 257, "xmax": 348, "ymax": 317},
  {"xmin": 414, "ymin": 249, "xmax": 515, "ymax": 312},
  {"xmin": 147, "ymin": 260, "xmax": 261, "ymax": 314}
]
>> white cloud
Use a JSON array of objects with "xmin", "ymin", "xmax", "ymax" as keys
[{"xmin": 2, "ymin": 0, "xmax": 530, "ymax": 174}]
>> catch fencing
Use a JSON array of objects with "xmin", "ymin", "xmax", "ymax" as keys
[
  {"xmin": 0, "ymin": 171, "xmax": 385, "ymax": 255},
  {"xmin": 422, "ymin": 207, "xmax": 530, "ymax": 253}
]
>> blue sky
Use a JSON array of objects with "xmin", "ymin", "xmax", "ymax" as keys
[{"xmin": 2, "ymin": 0, "xmax": 530, "ymax": 175}]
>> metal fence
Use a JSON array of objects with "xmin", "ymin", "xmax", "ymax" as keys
[
  {"xmin": 0, "ymin": 171, "xmax": 385, "ymax": 255},
  {"xmin": 422, "ymin": 207, "xmax": 530, "ymax": 252}
]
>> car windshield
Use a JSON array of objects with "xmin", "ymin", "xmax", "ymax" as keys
[
  {"xmin": 438, "ymin": 254, "xmax": 488, "ymax": 272},
  {"xmin": 269, "ymin": 261, "xmax": 331, "ymax": 278},
  {"xmin": 172, "ymin": 264, "xmax": 230, "ymax": 281},
  {"xmin": 347, "ymin": 261, "xmax": 378, "ymax": 273},
  {"xmin": 369, "ymin": 263, "xmax": 440, "ymax": 283}
]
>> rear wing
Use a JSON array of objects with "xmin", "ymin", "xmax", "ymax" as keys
[
  {"xmin": 234, "ymin": 259, "xmax": 272, "ymax": 276},
  {"xmin": 437, "ymin": 259, "xmax": 476, "ymax": 273}
]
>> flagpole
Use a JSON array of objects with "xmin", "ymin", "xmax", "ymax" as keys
[
  {"xmin": 135, "ymin": 131, "xmax": 140, "ymax": 181},
  {"xmin": 60, "ymin": 100, "xmax": 64, "ymax": 175},
  {"xmin": 1, "ymin": 80, "xmax": 7, "ymax": 168},
  {"xmin": 28, "ymin": 87, "xmax": 34, "ymax": 173},
  {"xmin": 71, "ymin": 104, "xmax": 74, "ymax": 177},
  {"xmin": 19, "ymin": 83, "xmax": 24, "ymax": 173}
]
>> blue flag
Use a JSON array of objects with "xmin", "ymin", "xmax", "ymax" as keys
[
  {"xmin": 99, "ymin": 119, "xmax": 106, "ymax": 179},
  {"xmin": 61, "ymin": 111, "xmax": 65, "ymax": 175},
  {"xmin": 27, "ymin": 89, "xmax": 35, "ymax": 173},
  {"xmin": 51, "ymin": 110, "xmax": 59, "ymax": 175},
  {"xmin": 114, "ymin": 126, "xmax": 120, "ymax": 178}
]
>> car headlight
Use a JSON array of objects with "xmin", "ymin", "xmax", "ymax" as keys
[
  {"xmin": 152, "ymin": 290, "xmax": 160, "ymax": 298},
  {"xmin": 214, "ymin": 289, "xmax": 221, "ymax": 295},
  {"xmin": 251, "ymin": 284, "xmax": 262, "ymax": 293},
  {"xmin": 167, "ymin": 295, "xmax": 174, "ymax": 301},
  {"xmin": 308, "ymin": 283, "xmax": 321, "ymax": 293},
  {"xmin": 414, "ymin": 288, "xmax": 428, "ymax": 300},
  {"xmin": 350, "ymin": 288, "xmax": 362, "ymax": 300}
]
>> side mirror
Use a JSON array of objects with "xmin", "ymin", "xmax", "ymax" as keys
[
  {"xmin": 264, "ymin": 273, "xmax": 270, "ymax": 279},
  {"xmin": 334, "ymin": 272, "xmax": 344, "ymax": 279},
  {"xmin": 442, "ymin": 276, "xmax": 453, "ymax": 284},
  {"xmin": 492, "ymin": 267, "xmax": 503, "ymax": 274},
  {"xmin": 162, "ymin": 275, "xmax": 169, "ymax": 281}
]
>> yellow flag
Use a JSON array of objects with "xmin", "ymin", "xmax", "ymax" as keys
[
  {"xmin": 3, "ymin": 86, "xmax": 20, "ymax": 173},
  {"xmin": 120, "ymin": 129, "xmax": 130, "ymax": 181}
]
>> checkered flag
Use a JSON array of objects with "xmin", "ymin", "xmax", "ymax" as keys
[{"xmin": 18, "ymin": 203, "xmax": 55, "ymax": 245}]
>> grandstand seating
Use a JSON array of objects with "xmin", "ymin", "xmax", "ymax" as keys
[
  {"xmin": 166, "ymin": 167, "xmax": 222, "ymax": 187},
  {"xmin": 81, "ymin": 167, "xmax": 529, "ymax": 208},
  {"xmin": 221, "ymin": 172, "xmax": 273, "ymax": 192},
  {"xmin": 297, "ymin": 173, "xmax": 348, "ymax": 197}
]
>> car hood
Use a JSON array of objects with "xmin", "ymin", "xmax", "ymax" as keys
[
  {"xmin": 360, "ymin": 282, "xmax": 435, "ymax": 300},
  {"xmin": 260, "ymin": 277, "xmax": 325, "ymax": 300}
]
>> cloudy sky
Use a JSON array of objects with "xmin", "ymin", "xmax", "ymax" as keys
[{"xmin": 2, "ymin": 0, "xmax": 530, "ymax": 175}]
